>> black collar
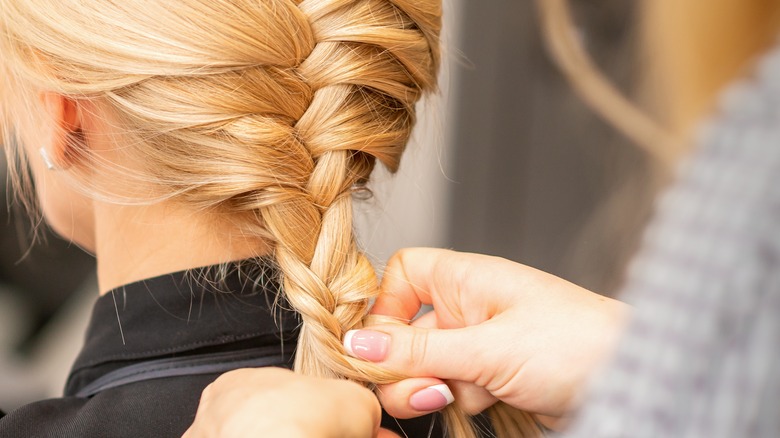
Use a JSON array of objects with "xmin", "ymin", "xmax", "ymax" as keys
[{"xmin": 65, "ymin": 260, "xmax": 299, "ymax": 395}]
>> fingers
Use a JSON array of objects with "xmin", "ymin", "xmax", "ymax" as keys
[
  {"xmin": 372, "ymin": 248, "xmax": 520, "ymax": 328},
  {"xmin": 447, "ymin": 381, "xmax": 499, "ymax": 415},
  {"xmin": 184, "ymin": 368, "xmax": 384, "ymax": 438},
  {"xmin": 376, "ymin": 378, "xmax": 498, "ymax": 418},
  {"xmin": 375, "ymin": 377, "xmax": 448, "ymax": 419},
  {"xmin": 344, "ymin": 323, "xmax": 492, "ymax": 387},
  {"xmin": 331, "ymin": 378, "xmax": 384, "ymax": 437},
  {"xmin": 372, "ymin": 248, "xmax": 447, "ymax": 320}
]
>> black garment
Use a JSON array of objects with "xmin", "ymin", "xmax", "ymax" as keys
[{"xmin": 0, "ymin": 261, "xmax": 442, "ymax": 437}]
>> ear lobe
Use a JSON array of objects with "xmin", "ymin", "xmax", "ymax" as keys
[{"xmin": 39, "ymin": 92, "xmax": 84, "ymax": 169}]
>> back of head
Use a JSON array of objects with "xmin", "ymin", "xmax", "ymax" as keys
[{"xmin": 1, "ymin": 0, "xmax": 438, "ymax": 373}]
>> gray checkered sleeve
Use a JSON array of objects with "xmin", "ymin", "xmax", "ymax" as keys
[{"xmin": 563, "ymin": 43, "xmax": 780, "ymax": 438}]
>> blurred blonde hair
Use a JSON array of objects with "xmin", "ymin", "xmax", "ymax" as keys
[
  {"xmin": 537, "ymin": 0, "xmax": 679, "ymax": 167},
  {"xmin": 538, "ymin": 0, "xmax": 780, "ymax": 164},
  {"xmin": 641, "ymin": 0, "xmax": 780, "ymax": 134},
  {"xmin": 0, "ymin": 0, "xmax": 540, "ymax": 436},
  {"xmin": 536, "ymin": 0, "xmax": 780, "ymax": 296}
]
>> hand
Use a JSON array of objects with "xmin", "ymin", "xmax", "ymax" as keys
[
  {"xmin": 183, "ymin": 367, "xmax": 396, "ymax": 438},
  {"xmin": 343, "ymin": 248, "xmax": 628, "ymax": 426}
]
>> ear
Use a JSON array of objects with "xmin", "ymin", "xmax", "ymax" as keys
[{"xmin": 39, "ymin": 92, "xmax": 84, "ymax": 169}]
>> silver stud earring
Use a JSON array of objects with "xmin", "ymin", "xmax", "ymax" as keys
[{"xmin": 39, "ymin": 147, "xmax": 59, "ymax": 171}]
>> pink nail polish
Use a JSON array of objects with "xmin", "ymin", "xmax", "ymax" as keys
[
  {"xmin": 343, "ymin": 330, "xmax": 390, "ymax": 362},
  {"xmin": 409, "ymin": 384, "xmax": 455, "ymax": 412}
]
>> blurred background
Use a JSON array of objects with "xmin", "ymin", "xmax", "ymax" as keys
[{"xmin": 1, "ymin": 0, "xmax": 662, "ymax": 412}]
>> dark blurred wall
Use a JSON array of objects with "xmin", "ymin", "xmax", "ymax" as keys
[
  {"xmin": 0, "ymin": 160, "xmax": 95, "ymax": 352},
  {"xmin": 446, "ymin": 0, "xmax": 660, "ymax": 294}
]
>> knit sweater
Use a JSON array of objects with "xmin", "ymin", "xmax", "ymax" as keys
[{"xmin": 566, "ymin": 40, "xmax": 780, "ymax": 437}]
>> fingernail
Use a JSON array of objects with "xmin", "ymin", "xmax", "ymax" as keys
[
  {"xmin": 343, "ymin": 330, "xmax": 390, "ymax": 362},
  {"xmin": 410, "ymin": 384, "xmax": 455, "ymax": 412}
]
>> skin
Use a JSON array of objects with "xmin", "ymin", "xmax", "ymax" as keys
[
  {"xmin": 183, "ymin": 368, "xmax": 396, "ymax": 438},
  {"xmin": 32, "ymin": 94, "xmax": 269, "ymax": 295}
]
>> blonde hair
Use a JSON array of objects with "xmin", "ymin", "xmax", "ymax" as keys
[
  {"xmin": 640, "ymin": 0, "xmax": 780, "ymax": 134},
  {"xmin": 536, "ymin": 0, "xmax": 680, "ymax": 167},
  {"xmin": 537, "ymin": 0, "xmax": 780, "ymax": 164},
  {"xmin": 0, "ymin": 0, "xmax": 540, "ymax": 436},
  {"xmin": 536, "ymin": 0, "xmax": 780, "ymax": 296}
]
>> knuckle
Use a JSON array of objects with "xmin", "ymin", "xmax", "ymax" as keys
[
  {"xmin": 373, "ymin": 383, "xmax": 404, "ymax": 417},
  {"xmin": 408, "ymin": 329, "xmax": 431, "ymax": 372},
  {"xmin": 200, "ymin": 382, "xmax": 215, "ymax": 401},
  {"xmin": 388, "ymin": 248, "xmax": 408, "ymax": 268},
  {"xmin": 213, "ymin": 368, "xmax": 241, "ymax": 385}
]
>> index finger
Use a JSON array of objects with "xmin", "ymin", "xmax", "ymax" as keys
[{"xmin": 371, "ymin": 248, "xmax": 458, "ymax": 321}]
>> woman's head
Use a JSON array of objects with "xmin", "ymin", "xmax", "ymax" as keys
[
  {"xmin": 1, "ymin": 2, "xmax": 544, "ymax": 435},
  {"xmin": 2, "ymin": 0, "xmax": 442, "ymax": 378}
]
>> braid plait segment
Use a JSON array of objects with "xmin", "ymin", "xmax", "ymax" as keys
[{"xmin": 258, "ymin": 0, "xmax": 441, "ymax": 379}]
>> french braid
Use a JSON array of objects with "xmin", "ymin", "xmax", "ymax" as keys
[{"xmin": 269, "ymin": 0, "xmax": 439, "ymax": 376}]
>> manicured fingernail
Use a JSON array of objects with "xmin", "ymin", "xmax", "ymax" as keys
[
  {"xmin": 343, "ymin": 330, "xmax": 390, "ymax": 362},
  {"xmin": 410, "ymin": 384, "xmax": 455, "ymax": 412}
]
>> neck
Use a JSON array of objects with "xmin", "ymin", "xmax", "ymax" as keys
[{"xmin": 92, "ymin": 201, "xmax": 269, "ymax": 295}]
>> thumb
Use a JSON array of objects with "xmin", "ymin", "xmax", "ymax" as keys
[{"xmin": 343, "ymin": 324, "xmax": 490, "ymax": 386}]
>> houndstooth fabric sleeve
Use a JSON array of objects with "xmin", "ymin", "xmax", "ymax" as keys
[{"xmin": 563, "ymin": 42, "xmax": 780, "ymax": 438}]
